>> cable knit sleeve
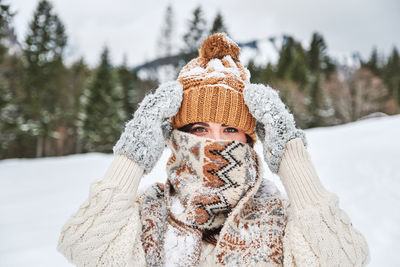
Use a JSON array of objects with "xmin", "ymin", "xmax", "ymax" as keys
[
  {"xmin": 278, "ymin": 138, "xmax": 370, "ymax": 266},
  {"xmin": 57, "ymin": 155, "xmax": 147, "ymax": 266}
]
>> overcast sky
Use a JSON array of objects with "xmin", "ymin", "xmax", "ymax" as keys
[{"xmin": 10, "ymin": 0, "xmax": 400, "ymax": 67}]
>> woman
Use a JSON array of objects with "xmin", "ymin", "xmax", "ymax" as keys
[{"xmin": 58, "ymin": 33, "xmax": 370, "ymax": 266}]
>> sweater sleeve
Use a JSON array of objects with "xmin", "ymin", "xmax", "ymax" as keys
[
  {"xmin": 278, "ymin": 138, "xmax": 370, "ymax": 267},
  {"xmin": 57, "ymin": 155, "xmax": 147, "ymax": 266}
]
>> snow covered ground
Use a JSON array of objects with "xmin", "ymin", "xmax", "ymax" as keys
[{"xmin": 1, "ymin": 115, "xmax": 399, "ymax": 266}]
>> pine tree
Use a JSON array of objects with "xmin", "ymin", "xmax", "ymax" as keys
[
  {"xmin": 289, "ymin": 43, "xmax": 308, "ymax": 87},
  {"xmin": 308, "ymin": 32, "xmax": 335, "ymax": 77},
  {"xmin": 307, "ymin": 78, "xmax": 329, "ymax": 127},
  {"xmin": 156, "ymin": 4, "xmax": 178, "ymax": 81},
  {"xmin": 276, "ymin": 36, "xmax": 309, "ymax": 87},
  {"xmin": 83, "ymin": 47, "xmax": 125, "ymax": 153},
  {"xmin": 209, "ymin": 11, "xmax": 228, "ymax": 35},
  {"xmin": 247, "ymin": 59, "xmax": 262, "ymax": 83},
  {"xmin": 0, "ymin": 0, "xmax": 14, "ymax": 61},
  {"xmin": 262, "ymin": 63, "xmax": 276, "ymax": 85},
  {"xmin": 0, "ymin": 0, "xmax": 13, "ymax": 106},
  {"xmin": 117, "ymin": 56, "xmax": 138, "ymax": 116},
  {"xmin": 0, "ymin": 52, "xmax": 25, "ymax": 158},
  {"xmin": 276, "ymin": 36, "xmax": 297, "ymax": 79},
  {"xmin": 362, "ymin": 47, "xmax": 381, "ymax": 76},
  {"xmin": 0, "ymin": 0, "xmax": 13, "ymax": 109},
  {"xmin": 182, "ymin": 6, "xmax": 207, "ymax": 54},
  {"xmin": 305, "ymin": 33, "xmax": 336, "ymax": 127},
  {"xmin": 65, "ymin": 58, "xmax": 89, "ymax": 154},
  {"xmin": 308, "ymin": 33, "xmax": 326, "ymax": 73},
  {"xmin": 23, "ymin": 0, "xmax": 68, "ymax": 157},
  {"xmin": 383, "ymin": 47, "xmax": 400, "ymax": 104},
  {"xmin": 157, "ymin": 4, "xmax": 174, "ymax": 57}
]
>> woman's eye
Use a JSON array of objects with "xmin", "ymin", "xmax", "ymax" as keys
[
  {"xmin": 191, "ymin": 127, "xmax": 207, "ymax": 133},
  {"xmin": 224, "ymin": 127, "xmax": 238, "ymax": 133}
]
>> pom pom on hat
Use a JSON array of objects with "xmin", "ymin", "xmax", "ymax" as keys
[{"xmin": 199, "ymin": 33, "xmax": 240, "ymax": 61}]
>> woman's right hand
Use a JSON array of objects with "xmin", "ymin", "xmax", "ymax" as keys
[{"xmin": 113, "ymin": 81, "xmax": 183, "ymax": 173}]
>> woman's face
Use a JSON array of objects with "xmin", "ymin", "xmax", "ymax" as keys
[{"xmin": 186, "ymin": 122, "xmax": 247, "ymax": 143}]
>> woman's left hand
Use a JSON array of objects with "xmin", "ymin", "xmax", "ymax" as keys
[{"xmin": 243, "ymin": 83, "xmax": 307, "ymax": 173}]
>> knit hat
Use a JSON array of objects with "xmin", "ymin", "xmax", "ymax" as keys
[{"xmin": 172, "ymin": 33, "xmax": 256, "ymax": 141}]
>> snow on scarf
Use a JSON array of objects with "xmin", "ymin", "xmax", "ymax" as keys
[{"xmin": 137, "ymin": 130, "xmax": 287, "ymax": 266}]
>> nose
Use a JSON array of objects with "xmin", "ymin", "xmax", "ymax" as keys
[{"xmin": 209, "ymin": 129, "xmax": 221, "ymax": 140}]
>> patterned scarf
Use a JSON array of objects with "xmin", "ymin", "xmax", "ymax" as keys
[{"xmin": 138, "ymin": 130, "xmax": 287, "ymax": 266}]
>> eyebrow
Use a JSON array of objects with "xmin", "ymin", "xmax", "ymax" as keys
[
  {"xmin": 193, "ymin": 122, "xmax": 209, "ymax": 127},
  {"xmin": 193, "ymin": 122, "xmax": 233, "ymax": 128}
]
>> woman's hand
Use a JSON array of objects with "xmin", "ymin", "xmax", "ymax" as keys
[
  {"xmin": 243, "ymin": 83, "xmax": 307, "ymax": 173},
  {"xmin": 113, "ymin": 81, "xmax": 183, "ymax": 173}
]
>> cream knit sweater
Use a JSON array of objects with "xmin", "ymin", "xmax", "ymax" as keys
[{"xmin": 57, "ymin": 138, "xmax": 370, "ymax": 266}]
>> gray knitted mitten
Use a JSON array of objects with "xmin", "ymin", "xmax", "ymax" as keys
[
  {"xmin": 113, "ymin": 81, "xmax": 183, "ymax": 173},
  {"xmin": 243, "ymin": 83, "xmax": 307, "ymax": 173}
]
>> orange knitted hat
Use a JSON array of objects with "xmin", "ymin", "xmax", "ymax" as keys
[{"xmin": 172, "ymin": 33, "xmax": 256, "ymax": 141}]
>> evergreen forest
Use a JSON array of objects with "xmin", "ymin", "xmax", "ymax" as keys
[{"xmin": 1, "ymin": 1, "xmax": 399, "ymax": 159}]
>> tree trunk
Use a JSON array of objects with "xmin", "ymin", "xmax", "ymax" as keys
[
  {"xmin": 36, "ymin": 136, "xmax": 44, "ymax": 157},
  {"xmin": 44, "ymin": 137, "xmax": 53, "ymax": 157},
  {"xmin": 56, "ymin": 125, "xmax": 67, "ymax": 156}
]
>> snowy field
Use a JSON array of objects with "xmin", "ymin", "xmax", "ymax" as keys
[{"xmin": 1, "ymin": 115, "xmax": 399, "ymax": 266}]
